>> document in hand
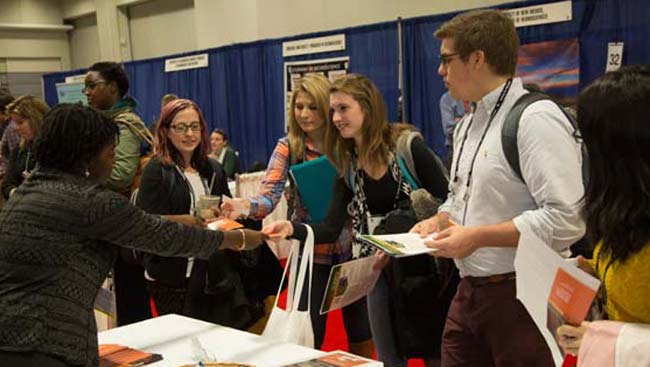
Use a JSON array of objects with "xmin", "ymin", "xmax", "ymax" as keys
[
  {"xmin": 320, "ymin": 256, "xmax": 381, "ymax": 315},
  {"xmin": 98, "ymin": 344, "xmax": 163, "ymax": 367},
  {"xmin": 357, "ymin": 232, "xmax": 437, "ymax": 257},
  {"xmin": 289, "ymin": 156, "xmax": 337, "ymax": 223},
  {"xmin": 514, "ymin": 230, "xmax": 601, "ymax": 367},
  {"xmin": 281, "ymin": 350, "xmax": 382, "ymax": 367},
  {"xmin": 547, "ymin": 267, "xmax": 599, "ymax": 357}
]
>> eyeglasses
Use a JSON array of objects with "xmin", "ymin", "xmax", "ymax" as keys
[
  {"xmin": 438, "ymin": 53, "xmax": 461, "ymax": 68},
  {"xmin": 169, "ymin": 122, "xmax": 202, "ymax": 134},
  {"xmin": 83, "ymin": 80, "xmax": 107, "ymax": 93}
]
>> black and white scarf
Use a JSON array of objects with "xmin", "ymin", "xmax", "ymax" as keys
[{"xmin": 347, "ymin": 151, "xmax": 414, "ymax": 259}]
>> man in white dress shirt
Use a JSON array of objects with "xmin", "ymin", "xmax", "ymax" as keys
[{"xmin": 413, "ymin": 9, "xmax": 585, "ymax": 367}]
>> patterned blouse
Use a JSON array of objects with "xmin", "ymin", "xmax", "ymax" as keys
[
  {"xmin": 0, "ymin": 168, "xmax": 225, "ymax": 367},
  {"xmin": 248, "ymin": 137, "xmax": 352, "ymax": 264}
]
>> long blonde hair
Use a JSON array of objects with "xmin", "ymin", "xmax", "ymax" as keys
[
  {"xmin": 324, "ymin": 73, "xmax": 412, "ymax": 175},
  {"xmin": 287, "ymin": 74, "xmax": 331, "ymax": 163},
  {"xmin": 6, "ymin": 95, "xmax": 50, "ymax": 149}
]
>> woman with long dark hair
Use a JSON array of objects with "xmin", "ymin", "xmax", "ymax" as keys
[
  {"xmin": 264, "ymin": 74, "xmax": 451, "ymax": 366},
  {"xmin": 557, "ymin": 65, "xmax": 650, "ymax": 356},
  {"xmin": 221, "ymin": 74, "xmax": 373, "ymax": 355}
]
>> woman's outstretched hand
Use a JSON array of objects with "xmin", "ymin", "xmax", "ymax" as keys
[{"xmin": 261, "ymin": 220, "xmax": 294, "ymax": 243}]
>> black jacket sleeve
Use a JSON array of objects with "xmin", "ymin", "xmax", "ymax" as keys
[
  {"xmin": 135, "ymin": 158, "xmax": 174, "ymax": 215},
  {"xmin": 411, "ymin": 138, "xmax": 449, "ymax": 201},
  {"xmin": 291, "ymin": 176, "xmax": 353, "ymax": 243}
]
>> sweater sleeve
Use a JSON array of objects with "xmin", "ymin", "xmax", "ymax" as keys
[
  {"xmin": 410, "ymin": 137, "xmax": 449, "ymax": 200},
  {"xmin": 86, "ymin": 189, "xmax": 223, "ymax": 260},
  {"xmin": 291, "ymin": 176, "xmax": 353, "ymax": 243},
  {"xmin": 248, "ymin": 140, "xmax": 291, "ymax": 219}
]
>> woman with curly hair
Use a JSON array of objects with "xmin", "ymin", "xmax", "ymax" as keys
[{"xmin": 0, "ymin": 104, "xmax": 265, "ymax": 367}]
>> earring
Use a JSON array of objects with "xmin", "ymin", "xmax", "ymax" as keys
[{"xmin": 85, "ymin": 168, "xmax": 90, "ymax": 177}]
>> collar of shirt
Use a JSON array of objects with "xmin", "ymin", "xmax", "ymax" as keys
[{"xmin": 474, "ymin": 78, "xmax": 520, "ymax": 120}]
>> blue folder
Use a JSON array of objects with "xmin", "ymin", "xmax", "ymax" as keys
[{"xmin": 289, "ymin": 156, "xmax": 337, "ymax": 223}]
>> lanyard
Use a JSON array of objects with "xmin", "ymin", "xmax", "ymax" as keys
[{"xmin": 451, "ymin": 79, "xmax": 513, "ymax": 194}]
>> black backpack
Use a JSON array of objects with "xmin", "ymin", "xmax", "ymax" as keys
[{"xmin": 501, "ymin": 92, "xmax": 590, "ymax": 257}]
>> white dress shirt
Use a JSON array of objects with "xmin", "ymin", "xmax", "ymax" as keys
[{"xmin": 438, "ymin": 78, "xmax": 585, "ymax": 277}]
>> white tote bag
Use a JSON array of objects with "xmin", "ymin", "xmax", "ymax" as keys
[{"xmin": 262, "ymin": 225, "xmax": 315, "ymax": 348}]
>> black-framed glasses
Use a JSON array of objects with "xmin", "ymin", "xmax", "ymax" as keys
[
  {"xmin": 83, "ymin": 80, "xmax": 107, "ymax": 93},
  {"xmin": 169, "ymin": 122, "xmax": 202, "ymax": 134},
  {"xmin": 438, "ymin": 53, "xmax": 460, "ymax": 67}
]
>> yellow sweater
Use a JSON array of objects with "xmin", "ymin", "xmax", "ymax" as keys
[{"xmin": 592, "ymin": 242, "xmax": 650, "ymax": 323}]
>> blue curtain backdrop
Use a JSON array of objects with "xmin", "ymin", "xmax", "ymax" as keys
[
  {"xmin": 401, "ymin": 0, "xmax": 650, "ymax": 158},
  {"xmin": 44, "ymin": 0, "xmax": 650, "ymax": 167},
  {"xmin": 43, "ymin": 22, "xmax": 398, "ymax": 170}
]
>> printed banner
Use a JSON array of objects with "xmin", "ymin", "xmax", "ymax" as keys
[{"xmin": 516, "ymin": 38, "xmax": 580, "ymax": 106}]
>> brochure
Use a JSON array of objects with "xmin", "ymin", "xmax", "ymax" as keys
[
  {"xmin": 357, "ymin": 232, "xmax": 437, "ymax": 257},
  {"xmin": 281, "ymin": 350, "xmax": 381, "ymax": 367},
  {"xmin": 98, "ymin": 344, "xmax": 163, "ymax": 367},
  {"xmin": 320, "ymin": 256, "xmax": 381, "ymax": 314},
  {"xmin": 207, "ymin": 218, "xmax": 244, "ymax": 230},
  {"xmin": 547, "ymin": 267, "xmax": 599, "ymax": 358},
  {"xmin": 514, "ymin": 230, "xmax": 601, "ymax": 366}
]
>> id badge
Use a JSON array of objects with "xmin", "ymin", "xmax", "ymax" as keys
[{"xmin": 368, "ymin": 215, "xmax": 384, "ymax": 234}]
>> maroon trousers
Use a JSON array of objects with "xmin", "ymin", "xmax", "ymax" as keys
[{"xmin": 441, "ymin": 277, "xmax": 554, "ymax": 367}]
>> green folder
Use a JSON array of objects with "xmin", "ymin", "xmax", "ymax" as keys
[{"xmin": 290, "ymin": 156, "xmax": 337, "ymax": 223}]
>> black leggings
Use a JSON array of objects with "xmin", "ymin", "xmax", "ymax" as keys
[{"xmin": 299, "ymin": 263, "xmax": 372, "ymax": 348}]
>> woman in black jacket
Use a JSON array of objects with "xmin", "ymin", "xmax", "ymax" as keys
[{"xmin": 136, "ymin": 99, "xmax": 253, "ymax": 329}]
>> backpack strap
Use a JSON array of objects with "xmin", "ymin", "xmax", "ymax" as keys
[
  {"xmin": 501, "ymin": 92, "xmax": 581, "ymax": 184},
  {"xmin": 395, "ymin": 131, "xmax": 423, "ymax": 189},
  {"xmin": 114, "ymin": 112, "xmax": 155, "ymax": 147}
]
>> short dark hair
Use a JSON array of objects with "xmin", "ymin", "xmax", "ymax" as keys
[
  {"xmin": 0, "ymin": 88, "xmax": 14, "ymax": 113},
  {"xmin": 212, "ymin": 128, "xmax": 227, "ymax": 142},
  {"xmin": 34, "ymin": 103, "xmax": 119, "ymax": 174},
  {"xmin": 578, "ymin": 64, "xmax": 650, "ymax": 263},
  {"xmin": 434, "ymin": 9, "xmax": 519, "ymax": 76},
  {"xmin": 89, "ymin": 62, "xmax": 130, "ymax": 97}
]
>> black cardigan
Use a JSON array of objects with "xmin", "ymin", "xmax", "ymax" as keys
[{"xmin": 136, "ymin": 156, "xmax": 231, "ymax": 287}]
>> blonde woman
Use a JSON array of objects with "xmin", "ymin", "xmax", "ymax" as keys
[
  {"xmin": 221, "ymin": 74, "xmax": 373, "ymax": 356},
  {"xmin": 263, "ymin": 74, "xmax": 450, "ymax": 366},
  {"xmin": 1, "ymin": 95, "xmax": 49, "ymax": 199}
]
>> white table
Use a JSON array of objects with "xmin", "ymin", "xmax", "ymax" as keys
[{"xmin": 98, "ymin": 314, "xmax": 325, "ymax": 367}]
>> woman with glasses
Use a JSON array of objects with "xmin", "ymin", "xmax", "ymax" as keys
[
  {"xmin": 1, "ymin": 96, "xmax": 49, "ymax": 200},
  {"xmin": 555, "ymin": 66, "xmax": 650, "ymax": 361},
  {"xmin": 84, "ymin": 61, "xmax": 155, "ymax": 326},
  {"xmin": 83, "ymin": 61, "xmax": 152, "ymax": 196},
  {"xmin": 135, "ymin": 99, "xmax": 254, "ymax": 328}
]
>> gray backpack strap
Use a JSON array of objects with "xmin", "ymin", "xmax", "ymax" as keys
[
  {"xmin": 395, "ymin": 131, "xmax": 423, "ymax": 188},
  {"xmin": 502, "ymin": 92, "xmax": 585, "ymax": 186}
]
